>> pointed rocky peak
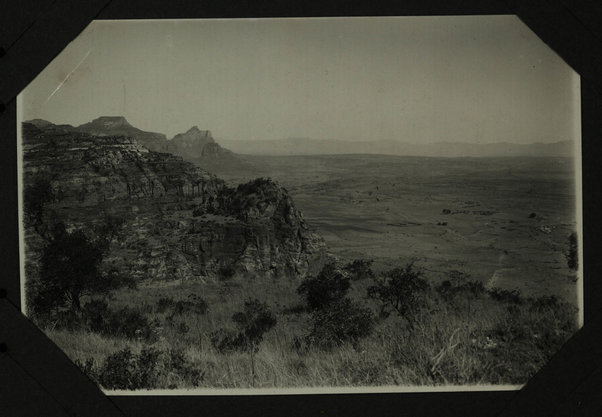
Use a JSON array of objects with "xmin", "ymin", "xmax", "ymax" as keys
[{"xmin": 171, "ymin": 126, "xmax": 214, "ymax": 145}]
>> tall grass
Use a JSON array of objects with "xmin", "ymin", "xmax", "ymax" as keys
[{"xmin": 44, "ymin": 270, "xmax": 578, "ymax": 389}]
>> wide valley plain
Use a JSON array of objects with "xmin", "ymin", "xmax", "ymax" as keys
[{"xmin": 222, "ymin": 154, "xmax": 578, "ymax": 304}]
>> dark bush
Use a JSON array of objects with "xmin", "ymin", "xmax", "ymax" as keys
[
  {"xmin": 174, "ymin": 321, "xmax": 190, "ymax": 335},
  {"xmin": 210, "ymin": 329, "xmax": 246, "ymax": 354},
  {"xmin": 157, "ymin": 297, "xmax": 176, "ymax": 313},
  {"xmin": 297, "ymin": 263, "xmax": 350, "ymax": 311},
  {"xmin": 95, "ymin": 347, "xmax": 161, "ymax": 390},
  {"xmin": 107, "ymin": 307, "xmax": 157, "ymax": 342},
  {"xmin": 170, "ymin": 294, "xmax": 209, "ymax": 316},
  {"xmin": 231, "ymin": 299, "xmax": 278, "ymax": 353},
  {"xmin": 167, "ymin": 348, "xmax": 204, "ymax": 386},
  {"xmin": 218, "ymin": 266, "xmax": 236, "ymax": 281},
  {"xmin": 192, "ymin": 206, "xmax": 205, "ymax": 217},
  {"xmin": 81, "ymin": 299, "xmax": 111, "ymax": 333},
  {"xmin": 527, "ymin": 295, "xmax": 562, "ymax": 312},
  {"xmin": 282, "ymin": 303, "xmax": 306, "ymax": 315},
  {"xmin": 77, "ymin": 347, "xmax": 206, "ymax": 390},
  {"xmin": 306, "ymin": 298, "xmax": 374, "ymax": 350},
  {"xmin": 488, "ymin": 288, "xmax": 523, "ymax": 305},
  {"xmin": 343, "ymin": 259, "xmax": 375, "ymax": 281},
  {"xmin": 436, "ymin": 271, "xmax": 485, "ymax": 302}
]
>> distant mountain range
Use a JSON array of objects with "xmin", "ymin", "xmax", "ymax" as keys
[
  {"xmin": 25, "ymin": 117, "xmax": 574, "ymax": 159},
  {"xmin": 220, "ymin": 137, "xmax": 575, "ymax": 158}
]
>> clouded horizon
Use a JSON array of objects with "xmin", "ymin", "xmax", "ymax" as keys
[{"xmin": 20, "ymin": 16, "xmax": 580, "ymax": 144}]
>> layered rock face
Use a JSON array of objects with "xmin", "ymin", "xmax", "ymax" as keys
[
  {"xmin": 22, "ymin": 121, "xmax": 325, "ymax": 281},
  {"xmin": 33, "ymin": 116, "xmax": 253, "ymax": 176}
]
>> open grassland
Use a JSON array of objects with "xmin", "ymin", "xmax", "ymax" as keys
[
  {"xmin": 221, "ymin": 155, "xmax": 578, "ymax": 303},
  {"xmin": 46, "ymin": 269, "xmax": 577, "ymax": 390}
]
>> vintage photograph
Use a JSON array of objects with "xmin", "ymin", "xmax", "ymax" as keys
[{"xmin": 18, "ymin": 16, "xmax": 581, "ymax": 392}]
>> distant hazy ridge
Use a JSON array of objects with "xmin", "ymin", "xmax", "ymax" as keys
[{"xmin": 220, "ymin": 137, "xmax": 575, "ymax": 157}]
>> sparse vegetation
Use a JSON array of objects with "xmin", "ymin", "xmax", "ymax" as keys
[{"xmin": 40, "ymin": 257, "xmax": 577, "ymax": 390}]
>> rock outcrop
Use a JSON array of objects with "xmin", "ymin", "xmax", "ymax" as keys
[{"xmin": 21, "ymin": 121, "xmax": 326, "ymax": 282}]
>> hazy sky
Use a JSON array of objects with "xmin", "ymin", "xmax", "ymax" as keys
[{"xmin": 20, "ymin": 16, "xmax": 580, "ymax": 143}]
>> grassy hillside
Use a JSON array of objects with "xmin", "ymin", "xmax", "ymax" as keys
[{"xmin": 43, "ymin": 261, "xmax": 577, "ymax": 390}]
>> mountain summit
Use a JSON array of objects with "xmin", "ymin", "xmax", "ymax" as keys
[
  {"xmin": 169, "ymin": 126, "xmax": 215, "ymax": 151},
  {"xmin": 161, "ymin": 126, "xmax": 254, "ymax": 176},
  {"xmin": 75, "ymin": 116, "xmax": 167, "ymax": 148}
]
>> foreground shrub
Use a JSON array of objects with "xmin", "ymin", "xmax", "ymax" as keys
[
  {"xmin": 306, "ymin": 298, "xmax": 374, "ymax": 350},
  {"xmin": 171, "ymin": 294, "xmax": 209, "ymax": 317},
  {"xmin": 95, "ymin": 347, "xmax": 161, "ymax": 390},
  {"xmin": 435, "ymin": 271, "xmax": 485, "ymax": 314},
  {"xmin": 79, "ymin": 301, "xmax": 158, "ymax": 342},
  {"xmin": 297, "ymin": 262, "xmax": 350, "ymax": 311},
  {"xmin": 81, "ymin": 299, "xmax": 111, "ymax": 333},
  {"xmin": 166, "ymin": 348, "xmax": 204, "ymax": 386},
  {"xmin": 436, "ymin": 271, "xmax": 484, "ymax": 300},
  {"xmin": 108, "ymin": 307, "xmax": 157, "ymax": 341},
  {"xmin": 343, "ymin": 259, "xmax": 375, "ymax": 281},
  {"xmin": 218, "ymin": 266, "xmax": 236, "ymax": 281},
  {"xmin": 488, "ymin": 288, "xmax": 523, "ymax": 305},
  {"xmin": 156, "ymin": 297, "xmax": 176, "ymax": 313},
  {"xmin": 76, "ymin": 346, "xmax": 205, "ymax": 390},
  {"xmin": 367, "ymin": 262, "xmax": 429, "ymax": 329}
]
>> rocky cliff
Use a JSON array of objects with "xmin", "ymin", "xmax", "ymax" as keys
[
  {"xmin": 21, "ymin": 121, "xmax": 326, "ymax": 282},
  {"xmin": 30, "ymin": 117, "xmax": 254, "ymax": 176}
]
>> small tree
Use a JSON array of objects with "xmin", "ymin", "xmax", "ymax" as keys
[
  {"xmin": 212, "ymin": 299, "xmax": 277, "ymax": 386},
  {"xmin": 297, "ymin": 262, "xmax": 350, "ymax": 311},
  {"xmin": 367, "ymin": 262, "xmax": 429, "ymax": 330},
  {"xmin": 29, "ymin": 211, "xmax": 129, "ymax": 321},
  {"xmin": 35, "ymin": 229, "xmax": 104, "ymax": 314}
]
